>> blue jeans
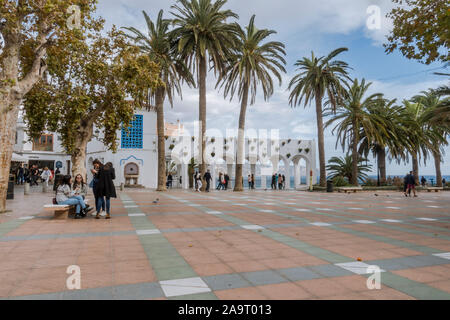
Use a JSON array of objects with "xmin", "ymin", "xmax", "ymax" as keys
[
  {"xmin": 59, "ymin": 196, "xmax": 86, "ymax": 214},
  {"xmin": 97, "ymin": 197, "xmax": 111, "ymax": 214}
]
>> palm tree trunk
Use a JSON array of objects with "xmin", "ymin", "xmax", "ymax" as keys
[
  {"xmin": 433, "ymin": 150, "xmax": 442, "ymax": 187},
  {"xmin": 314, "ymin": 90, "xmax": 326, "ymax": 187},
  {"xmin": 156, "ymin": 87, "xmax": 167, "ymax": 192},
  {"xmin": 351, "ymin": 122, "xmax": 359, "ymax": 186},
  {"xmin": 377, "ymin": 147, "xmax": 386, "ymax": 184},
  {"xmin": 234, "ymin": 83, "xmax": 249, "ymax": 192},
  {"xmin": 412, "ymin": 152, "xmax": 419, "ymax": 185},
  {"xmin": 199, "ymin": 55, "xmax": 207, "ymax": 191}
]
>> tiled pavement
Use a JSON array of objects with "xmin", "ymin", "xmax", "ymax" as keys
[{"xmin": 0, "ymin": 188, "xmax": 450, "ymax": 300}]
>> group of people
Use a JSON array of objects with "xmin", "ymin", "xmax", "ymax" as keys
[
  {"xmin": 193, "ymin": 170, "xmax": 213, "ymax": 192},
  {"xmin": 15, "ymin": 164, "xmax": 58, "ymax": 187},
  {"xmin": 247, "ymin": 174, "xmax": 255, "ymax": 190},
  {"xmin": 55, "ymin": 159, "xmax": 116, "ymax": 219},
  {"xmin": 271, "ymin": 173, "xmax": 286, "ymax": 190},
  {"xmin": 217, "ymin": 172, "xmax": 230, "ymax": 191}
]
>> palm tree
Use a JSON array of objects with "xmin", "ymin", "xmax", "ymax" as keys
[
  {"xmin": 123, "ymin": 10, "xmax": 194, "ymax": 191},
  {"xmin": 325, "ymin": 79, "xmax": 385, "ymax": 186},
  {"xmin": 171, "ymin": 0, "xmax": 239, "ymax": 188},
  {"xmin": 398, "ymin": 100, "xmax": 446, "ymax": 185},
  {"xmin": 358, "ymin": 99, "xmax": 408, "ymax": 185},
  {"xmin": 288, "ymin": 48, "xmax": 351, "ymax": 187},
  {"xmin": 411, "ymin": 90, "xmax": 449, "ymax": 187},
  {"xmin": 216, "ymin": 15, "xmax": 286, "ymax": 191},
  {"xmin": 423, "ymin": 85, "xmax": 450, "ymax": 130},
  {"xmin": 326, "ymin": 155, "xmax": 372, "ymax": 184}
]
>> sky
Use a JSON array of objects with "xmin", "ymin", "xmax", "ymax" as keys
[{"xmin": 95, "ymin": 0, "xmax": 449, "ymax": 177}]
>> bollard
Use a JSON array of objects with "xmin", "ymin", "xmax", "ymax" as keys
[{"xmin": 24, "ymin": 182, "xmax": 30, "ymax": 195}]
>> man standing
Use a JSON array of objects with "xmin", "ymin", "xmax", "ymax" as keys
[
  {"xmin": 204, "ymin": 170, "xmax": 212, "ymax": 192},
  {"xmin": 224, "ymin": 174, "xmax": 230, "ymax": 190},
  {"xmin": 167, "ymin": 173, "xmax": 173, "ymax": 189},
  {"xmin": 406, "ymin": 171, "xmax": 418, "ymax": 197}
]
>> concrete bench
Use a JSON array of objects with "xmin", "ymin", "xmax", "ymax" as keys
[
  {"xmin": 337, "ymin": 187, "xmax": 363, "ymax": 194},
  {"xmin": 44, "ymin": 200, "xmax": 89, "ymax": 220},
  {"xmin": 426, "ymin": 187, "xmax": 444, "ymax": 193}
]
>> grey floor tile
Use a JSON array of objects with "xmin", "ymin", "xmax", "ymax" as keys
[
  {"xmin": 62, "ymin": 287, "xmax": 114, "ymax": 300},
  {"xmin": 240, "ymin": 270, "xmax": 287, "ymax": 286},
  {"xmin": 113, "ymin": 282, "xmax": 164, "ymax": 300},
  {"xmin": 308, "ymin": 264, "xmax": 354, "ymax": 277},
  {"xmin": 276, "ymin": 267, "xmax": 321, "ymax": 281},
  {"xmin": 204, "ymin": 274, "xmax": 252, "ymax": 291}
]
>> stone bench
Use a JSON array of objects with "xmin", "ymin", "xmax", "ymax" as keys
[
  {"xmin": 44, "ymin": 200, "xmax": 89, "ymax": 220},
  {"xmin": 426, "ymin": 187, "xmax": 444, "ymax": 193},
  {"xmin": 337, "ymin": 187, "xmax": 363, "ymax": 194}
]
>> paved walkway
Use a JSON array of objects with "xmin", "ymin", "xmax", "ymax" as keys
[{"xmin": 1, "ymin": 188, "xmax": 449, "ymax": 300}]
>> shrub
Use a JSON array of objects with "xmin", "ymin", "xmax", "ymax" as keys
[
  {"xmin": 169, "ymin": 144, "xmax": 175, "ymax": 150},
  {"xmin": 332, "ymin": 176, "xmax": 350, "ymax": 187}
]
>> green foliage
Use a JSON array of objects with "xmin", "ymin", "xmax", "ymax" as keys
[
  {"xmin": 122, "ymin": 10, "xmax": 195, "ymax": 107},
  {"xmin": 326, "ymin": 155, "xmax": 372, "ymax": 183},
  {"xmin": 332, "ymin": 176, "xmax": 350, "ymax": 187},
  {"xmin": 170, "ymin": 0, "xmax": 239, "ymax": 74},
  {"xmin": 22, "ymin": 25, "xmax": 161, "ymax": 155},
  {"xmin": 288, "ymin": 48, "xmax": 350, "ymax": 111},
  {"xmin": 216, "ymin": 15, "xmax": 286, "ymax": 105},
  {"xmin": 385, "ymin": 0, "xmax": 450, "ymax": 64}
]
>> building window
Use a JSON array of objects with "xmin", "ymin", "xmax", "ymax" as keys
[
  {"xmin": 121, "ymin": 115, "xmax": 143, "ymax": 149},
  {"xmin": 32, "ymin": 134, "xmax": 54, "ymax": 152}
]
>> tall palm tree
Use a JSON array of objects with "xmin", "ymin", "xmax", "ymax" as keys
[
  {"xmin": 325, "ymin": 79, "xmax": 385, "ymax": 186},
  {"xmin": 216, "ymin": 15, "xmax": 286, "ymax": 191},
  {"xmin": 412, "ymin": 90, "xmax": 449, "ymax": 187},
  {"xmin": 171, "ymin": 0, "xmax": 239, "ymax": 188},
  {"xmin": 123, "ymin": 10, "xmax": 194, "ymax": 191},
  {"xmin": 288, "ymin": 48, "xmax": 350, "ymax": 187}
]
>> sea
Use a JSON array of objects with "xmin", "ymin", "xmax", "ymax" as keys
[{"xmin": 226, "ymin": 175, "xmax": 450, "ymax": 189}]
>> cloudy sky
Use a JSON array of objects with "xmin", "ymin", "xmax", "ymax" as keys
[{"xmin": 96, "ymin": 0, "xmax": 449, "ymax": 177}]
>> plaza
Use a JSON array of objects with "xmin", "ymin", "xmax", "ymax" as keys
[{"xmin": 1, "ymin": 188, "xmax": 449, "ymax": 300}]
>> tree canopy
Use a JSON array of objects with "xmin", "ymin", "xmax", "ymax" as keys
[{"xmin": 385, "ymin": 0, "xmax": 450, "ymax": 64}]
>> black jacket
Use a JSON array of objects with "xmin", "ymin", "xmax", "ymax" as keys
[{"xmin": 95, "ymin": 167, "xmax": 117, "ymax": 198}]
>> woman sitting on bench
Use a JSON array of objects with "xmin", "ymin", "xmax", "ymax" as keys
[{"xmin": 56, "ymin": 175, "xmax": 93, "ymax": 219}]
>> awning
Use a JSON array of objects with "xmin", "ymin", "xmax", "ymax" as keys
[{"xmin": 11, "ymin": 153, "xmax": 28, "ymax": 162}]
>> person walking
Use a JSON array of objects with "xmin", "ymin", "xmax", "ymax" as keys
[
  {"xmin": 217, "ymin": 173, "xmax": 224, "ymax": 190},
  {"xmin": 30, "ymin": 165, "xmax": 39, "ymax": 186},
  {"xmin": 167, "ymin": 173, "xmax": 173, "ymax": 189},
  {"xmin": 95, "ymin": 162, "xmax": 117, "ymax": 219},
  {"xmin": 406, "ymin": 171, "xmax": 418, "ymax": 197},
  {"xmin": 56, "ymin": 175, "xmax": 93, "ymax": 219},
  {"xmin": 224, "ymin": 174, "xmax": 230, "ymax": 190},
  {"xmin": 195, "ymin": 172, "xmax": 203, "ymax": 192},
  {"xmin": 420, "ymin": 176, "xmax": 427, "ymax": 187},
  {"xmin": 271, "ymin": 174, "xmax": 276, "ymax": 190},
  {"xmin": 193, "ymin": 171, "xmax": 198, "ymax": 191},
  {"xmin": 40, "ymin": 167, "xmax": 52, "ymax": 187},
  {"xmin": 16, "ymin": 164, "xmax": 24, "ymax": 185},
  {"xmin": 251, "ymin": 174, "xmax": 255, "ymax": 190},
  {"xmin": 278, "ymin": 174, "xmax": 284, "ymax": 190},
  {"xmin": 204, "ymin": 170, "xmax": 212, "ymax": 192},
  {"xmin": 91, "ymin": 160, "xmax": 105, "ymax": 216}
]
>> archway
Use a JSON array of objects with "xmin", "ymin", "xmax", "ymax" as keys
[{"xmin": 124, "ymin": 162, "xmax": 140, "ymax": 186}]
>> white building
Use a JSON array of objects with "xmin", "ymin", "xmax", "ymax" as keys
[
  {"xmin": 14, "ymin": 109, "xmax": 317, "ymax": 190},
  {"xmin": 13, "ymin": 116, "xmax": 72, "ymax": 174}
]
